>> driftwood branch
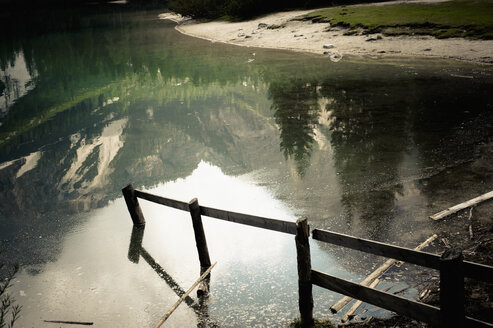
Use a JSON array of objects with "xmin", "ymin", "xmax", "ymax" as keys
[
  {"xmin": 341, "ymin": 278, "xmax": 380, "ymax": 322},
  {"xmin": 154, "ymin": 262, "xmax": 217, "ymax": 328},
  {"xmin": 430, "ymin": 190, "xmax": 493, "ymax": 220},
  {"xmin": 44, "ymin": 320, "xmax": 93, "ymax": 326}
]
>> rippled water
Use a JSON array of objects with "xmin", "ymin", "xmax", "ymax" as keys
[{"xmin": 1, "ymin": 5, "xmax": 492, "ymax": 327}]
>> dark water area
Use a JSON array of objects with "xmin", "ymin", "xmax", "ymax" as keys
[{"xmin": 1, "ymin": 5, "xmax": 492, "ymax": 327}]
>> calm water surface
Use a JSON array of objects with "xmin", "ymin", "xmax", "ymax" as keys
[{"xmin": 1, "ymin": 6, "xmax": 492, "ymax": 327}]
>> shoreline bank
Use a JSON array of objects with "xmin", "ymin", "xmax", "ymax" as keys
[{"xmin": 159, "ymin": 8, "xmax": 493, "ymax": 64}]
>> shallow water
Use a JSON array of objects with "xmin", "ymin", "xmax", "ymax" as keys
[{"xmin": 1, "ymin": 5, "xmax": 492, "ymax": 327}]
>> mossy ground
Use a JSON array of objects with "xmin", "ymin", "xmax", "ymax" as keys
[{"xmin": 298, "ymin": 0, "xmax": 493, "ymax": 39}]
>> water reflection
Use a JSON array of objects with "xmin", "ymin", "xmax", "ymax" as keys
[
  {"xmin": 270, "ymin": 78, "xmax": 320, "ymax": 176},
  {"xmin": 10, "ymin": 161, "xmax": 354, "ymax": 327},
  {"xmin": 266, "ymin": 67, "xmax": 493, "ymax": 242},
  {"xmin": 128, "ymin": 225, "xmax": 218, "ymax": 327},
  {"xmin": 0, "ymin": 51, "xmax": 37, "ymax": 116},
  {"xmin": 1, "ymin": 6, "xmax": 493, "ymax": 327}
]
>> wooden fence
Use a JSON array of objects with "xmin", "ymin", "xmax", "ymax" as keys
[{"xmin": 122, "ymin": 183, "xmax": 493, "ymax": 328}]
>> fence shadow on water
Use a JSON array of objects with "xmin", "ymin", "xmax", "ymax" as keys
[
  {"xmin": 127, "ymin": 225, "xmax": 217, "ymax": 328},
  {"xmin": 122, "ymin": 183, "xmax": 493, "ymax": 328}
]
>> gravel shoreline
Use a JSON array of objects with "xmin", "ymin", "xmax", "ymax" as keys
[{"xmin": 159, "ymin": 6, "xmax": 493, "ymax": 64}]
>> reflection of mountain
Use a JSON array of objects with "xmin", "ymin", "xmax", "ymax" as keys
[
  {"xmin": 0, "ymin": 8, "xmax": 282, "ymax": 266},
  {"xmin": 2, "ymin": 6, "xmax": 493, "ymax": 272}
]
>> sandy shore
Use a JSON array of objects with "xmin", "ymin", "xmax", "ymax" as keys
[{"xmin": 159, "ymin": 2, "xmax": 493, "ymax": 64}]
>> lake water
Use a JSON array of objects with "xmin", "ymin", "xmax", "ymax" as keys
[{"xmin": 1, "ymin": 5, "xmax": 492, "ymax": 327}]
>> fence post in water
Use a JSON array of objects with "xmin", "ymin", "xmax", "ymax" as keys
[
  {"xmin": 189, "ymin": 198, "xmax": 211, "ymax": 269},
  {"xmin": 440, "ymin": 247, "xmax": 465, "ymax": 328},
  {"xmin": 128, "ymin": 225, "xmax": 145, "ymax": 264},
  {"xmin": 122, "ymin": 183, "xmax": 146, "ymax": 226},
  {"xmin": 295, "ymin": 217, "xmax": 313, "ymax": 328}
]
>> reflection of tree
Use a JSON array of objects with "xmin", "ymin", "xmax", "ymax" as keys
[
  {"xmin": 269, "ymin": 79, "xmax": 320, "ymax": 176},
  {"xmin": 0, "ymin": 7, "xmax": 276, "ymax": 267},
  {"xmin": 319, "ymin": 79, "xmax": 411, "ymax": 240}
]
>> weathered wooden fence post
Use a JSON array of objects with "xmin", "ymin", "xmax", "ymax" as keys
[
  {"xmin": 189, "ymin": 198, "xmax": 212, "ymax": 269},
  {"xmin": 128, "ymin": 225, "xmax": 145, "ymax": 264},
  {"xmin": 295, "ymin": 217, "xmax": 313, "ymax": 328},
  {"xmin": 122, "ymin": 183, "xmax": 146, "ymax": 226},
  {"xmin": 440, "ymin": 247, "xmax": 465, "ymax": 328}
]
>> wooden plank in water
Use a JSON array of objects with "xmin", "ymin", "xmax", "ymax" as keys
[
  {"xmin": 154, "ymin": 262, "xmax": 217, "ymax": 328},
  {"xmin": 341, "ymin": 278, "xmax": 380, "ymax": 323},
  {"xmin": 430, "ymin": 190, "xmax": 493, "ymax": 221}
]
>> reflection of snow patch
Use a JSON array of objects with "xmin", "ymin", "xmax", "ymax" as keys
[
  {"xmin": 0, "ymin": 159, "xmax": 16, "ymax": 171},
  {"xmin": 146, "ymin": 108, "xmax": 154, "ymax": 119},
  {"xmin": 0, "ymin": 51, "xmax": 37, "ymax": 114},
  {"xmin": 59, "ymin": 118, "xmax": 127, "ymax": 193},
  {"xmin": 16, "ymin": 151, "xmax": 41, "ymax": 178},
  {"xmin": 0, "ymin": 151, "xmax": 41, "ymax": 177}
]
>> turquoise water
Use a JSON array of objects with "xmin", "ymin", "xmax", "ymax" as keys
[{"xmin": 1, "ymin": 5, "xmax": 492, "ymax": 327}]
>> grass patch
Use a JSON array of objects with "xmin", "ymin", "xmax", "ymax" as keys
[
  {"xmin": 298, "ymin": 0, "xmax": 493, "ymax": 39},
  {"xmin": 267, "ymin": 23, "xmax": 286, "ymax": 29},
  {"xmin": 288, "ymin": 318, "xmax": 336, "ymax": 328}
]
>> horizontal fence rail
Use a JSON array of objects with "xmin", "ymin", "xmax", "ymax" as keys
[
  {"xmin": 135, "ymin": 190, "xmax": 189, "ymax": 212},
  {"xmin": 311, "ymin": 270, "xmax": 492, "ymax": 328},
  {"xmin": 135, "ymin": 189, "xmax": 297, "ymax": 235},
  {"xmin": 200, "ymin": 206, "xmax": 297, "ymax": 235},
  {"xmin": 311, "ymin": 269, "xmax": 441, "ymax": 326},
  {"xmin": 312, "ymin": 229, "xmax": 493, "ymax": 283}
]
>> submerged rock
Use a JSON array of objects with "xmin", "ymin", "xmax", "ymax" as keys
[{"xmin": 323, "ymin": 50, "xmax": 342, "ymax": 62}]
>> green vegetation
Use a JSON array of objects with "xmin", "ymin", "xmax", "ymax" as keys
[
  {"xmin": 300, "ymin": 0, "xmax": 493, "ymax": 39},
  {"xmin": 267, "ymin": 23, "xmax": 286, "ymax": 29},
  {"xmin": 0, "ymin": 261, "xmax": 21, "ymax": 328},
  {"xmin": 168, "ymin": 0, "xmax": 393, "ymax": 19},
  {"xmin": 288, "ymin": 318, "xmax": 335, "ymax": 328}
]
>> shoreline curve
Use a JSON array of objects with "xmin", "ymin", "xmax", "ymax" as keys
[{"xmin": 158, "ymin": 9, "xmax": 493, "ymax": 65}]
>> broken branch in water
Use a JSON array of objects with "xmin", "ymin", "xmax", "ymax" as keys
[
  {"xmin": 154, "ymin": 262, "xmax": 217, "ymax": 328},
  {"xmin": 429, "ymin": 190, "xmax": 493, "ymax": 220},
  {"xmin": 44, "ymin": 320, "xmax": 94, "ymax": 325},
  {"xmin": 341, "ymin": 278, "xmax": 380, "ymax": 322}
]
